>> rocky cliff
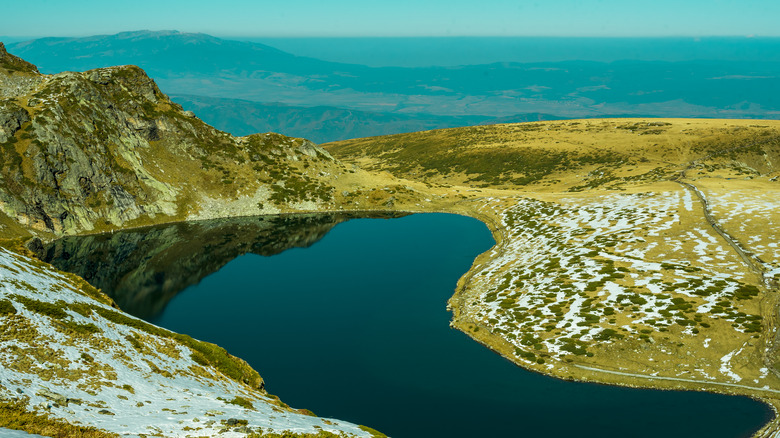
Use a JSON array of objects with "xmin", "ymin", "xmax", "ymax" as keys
[{"xmin": 0, "ymin": 43, "xmax": 351, "ymax": 237}]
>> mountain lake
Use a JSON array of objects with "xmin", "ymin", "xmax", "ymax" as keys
[{"xmin": 42, "ymin": 212, "xmax": 773, "ymax": 438}]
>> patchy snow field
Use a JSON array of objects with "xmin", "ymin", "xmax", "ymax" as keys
[
  {"xmin": 0, "ymin": 428, "xmax": 48, "ymax": 437},
  {"xmin": 461, "ymin": 190, "xmax": 768, "ymax": 386},
  {"xmin": 0, "ymin": 248, "xmax": 372, "ymax": 437},
  {"xmin": 703, "ymin": 188, "xmax": 780, "ymax": 276}
]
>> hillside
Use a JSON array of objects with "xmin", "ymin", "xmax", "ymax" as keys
[
  {"xmin": 326, "ymin": 119, "xmax": 780, "ymax": 189},
  {"xmin": 0, "ymin": 42, "xmax": 429, "ymax": 240},
  {"xmin": 0, "ymin": 246, "xmax": 379, "ymax": 438},
  {"xmin": 170, "ymin": 94, "xmax": 568, "ymax": 143}
]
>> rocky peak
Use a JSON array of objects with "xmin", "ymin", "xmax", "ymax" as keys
[
  {"xmin": 0, "ymin": 50, "xmax": 352, "ymax": 237},
  {"xmin": 85, "ymin": 65, "xmax": 164, "ymax": 102},
  {"xmin": 0, "ymin": 42, "xmax": 39, "ymax": 74}
]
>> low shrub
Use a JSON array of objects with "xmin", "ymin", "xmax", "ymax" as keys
[{"xmin": 0, "ymin": 299, "xmax": 17, "ymax": 315}]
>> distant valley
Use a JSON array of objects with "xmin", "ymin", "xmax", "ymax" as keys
[
  {"xmin": 7, "ymin": 31, "xmax": 780, "ymax": 142},
  {"xmin": 171, "ymin": 94, "xmax": 563, "ymax": 142}
]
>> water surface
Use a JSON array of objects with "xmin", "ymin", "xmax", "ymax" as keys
[{"xmin": 43, "ymin": 213, "xmax": 773, "ymax": 438}]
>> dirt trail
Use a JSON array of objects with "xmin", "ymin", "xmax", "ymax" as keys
[
  {"xmin": 678, "ymin": 181, "xmax": 768, "ymax": 276},
  {"xmin": 678, "ymin": 176, "xmax": 780, "ymax": 386},
  {"xmin": 574, "ymin": 364, "xmax": 780, "ymax": 395}
]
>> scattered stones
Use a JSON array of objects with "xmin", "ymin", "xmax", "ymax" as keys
[{"xmin": 36, "ymin": 388, "xmax": 68, "ymax": 406}]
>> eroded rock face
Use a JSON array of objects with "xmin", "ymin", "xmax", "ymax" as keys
[
  {"xmin": 0, "ymin": 57, "xmax": 190, "ymax": 233},
  {"xmin": 0, "ymin": 68, "xmax": 176, "ymax": 233},
  {"xmin": 0, "ymin": 100, "xmax": 30, "ymax": 142}
]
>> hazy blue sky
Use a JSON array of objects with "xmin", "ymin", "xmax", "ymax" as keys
[{"xmin": 2, "ymin": 0, "xmax": 779, "ymax": 37}]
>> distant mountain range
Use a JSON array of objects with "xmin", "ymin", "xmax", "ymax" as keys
[
  {"xmin": 248, "ymin": 36, "xmax": 780, "ymax": 67},
  {"xmin": 170, "ymin": 94, "xmax": 566, "ymax": 142},
  {"xmin": 6, "ymin": 31, "xmax": 780, "ymax": 142}
]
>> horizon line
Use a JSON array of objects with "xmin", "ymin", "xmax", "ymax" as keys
[{"xmin": 3, "ymin": 30, "xmax": 780, "ymax": 40}]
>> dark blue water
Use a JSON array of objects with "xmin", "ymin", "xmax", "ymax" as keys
[{"xmin": 149, "ymin": 213, "xmax": 771, "ymax": 438}]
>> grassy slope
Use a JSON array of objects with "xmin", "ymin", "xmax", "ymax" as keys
[{"xmin": 325, "ymin": 118, "xmax": 780, "ymax": 190}]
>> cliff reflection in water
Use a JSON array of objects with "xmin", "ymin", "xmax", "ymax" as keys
[{"xmin": 37, "ymin": 212, "xmax": 404, "ymax": 319}]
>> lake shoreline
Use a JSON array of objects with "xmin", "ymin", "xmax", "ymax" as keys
[
  {"xmin": 439, "ymin": 200, "xmax": 780, "ymax": 438},
  {"xmin": 23, "ymin": 193, "xmax": 780, "ymax": 437}
]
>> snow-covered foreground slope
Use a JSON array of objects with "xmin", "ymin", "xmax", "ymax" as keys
[
  {"xmin": 0, "ymin": 248, "xmax": 375, "ymax": 438},
  {"xmin": 0, "ymin": 428, "xmax": 47, "ymax": 437}
]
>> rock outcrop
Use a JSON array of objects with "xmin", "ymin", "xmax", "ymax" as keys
[
  {"xmin": 0, "ymin": 100, "xmax": 30, "ymax": 143},
  {"xmin": 0, "ymin": 42, "xmax": 38, "ymax": 74}
]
